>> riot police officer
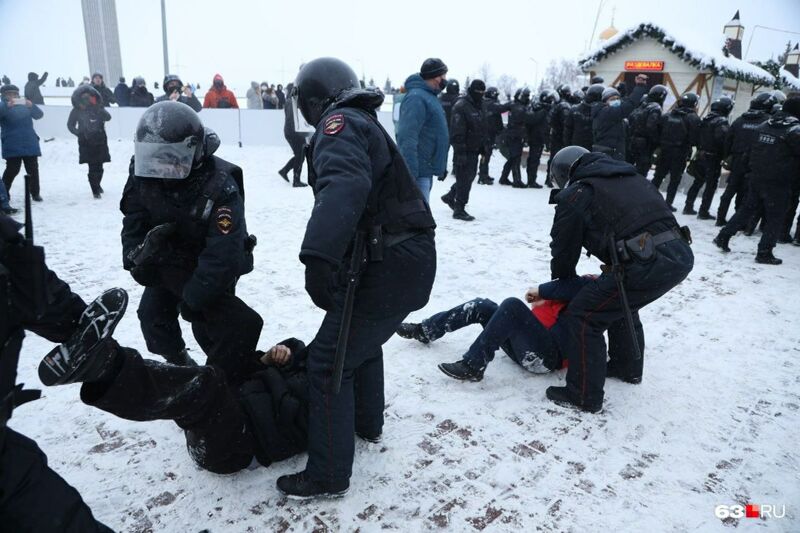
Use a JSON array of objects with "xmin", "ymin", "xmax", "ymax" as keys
[
  {"xmin": 120, "ymin": 101, "xmax": 262, "ymax": 380},
  {"xmin": 628, "ymin": 85, "xmax": 667, "ymax": 177},
  {"xmin": 564, "ymin": 84, "xmax": 602, "ymax": 151},
  {"xmin": 498, "ymin": 88, "xmax": 528, "ymax": 188},
  {"xmin": 525, "ymin": 90, "xmax": 555, "ymax": 188},
  {"xmin": 544, "ymin": 146, "xmax": 693, "ymax": 412},
  {"xmin": 683, "ymin": 96, "xmax": 732, "ymax": 218},
  {"xmin": 277, "ymin": 57, "xmax": 436, "ymax": 499},
  {"xmin": 714, "ymin": 97, "xmax": 800, "ymax": 265},
  {"xmin": 441, "ymin": 79, "xmax": 486, "ymax": 221},
  {"xmin": 478, "ymin": 87, "xmax": 510, "ymax": 184},
  {"xmin": 546, "ymin": 84, "xmax": 572, "ymax": 186},
  {"xmin": 716, "ymin": 92, "xmax": 773, "ymax": 226},
  {"xmin": 651, "ymin": 92, "xmax": 701, "ymax": 210}
]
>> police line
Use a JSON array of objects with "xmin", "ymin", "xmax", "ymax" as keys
[{"xmin": 30, "ymin": 105, "xmax": 396, "ymax": 147}]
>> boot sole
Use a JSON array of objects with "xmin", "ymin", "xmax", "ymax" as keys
[
  {"xmin": 280, "ymin": 487, "xmax": 349, "ymax": 501},
  {"xmin": 547, "ymin": 396, "xmax": 602, "ymax": 414}
]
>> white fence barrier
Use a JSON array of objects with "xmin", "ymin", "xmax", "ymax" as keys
[{"xmin": 32, "ymin": 106, "xmax": 396, "ymax": 147}]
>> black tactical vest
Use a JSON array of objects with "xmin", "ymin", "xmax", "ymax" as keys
[
  {"xmin": 698, "ymin": 114, "xmax": 727, "ymax": 154},
  {"xmin": 577, "ymin": 174, "xmax": 676, "ymax": 256},
  {"xmin": 748, "ymin": 117, "xmax": 800, "ymax": 186}
]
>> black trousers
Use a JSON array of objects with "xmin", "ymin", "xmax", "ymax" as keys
[
  {"xmin": 546, "ymin": 138, "xmax": 563, "ymax": 181},
  {"xmin": 716, "ymin": 153, "xmax": 748, "ymax": 223},
  {"xmin": 0, "ymin": 429, "xmax": 114, "ymax": 532},
  {"xmin": 651, "ymin": 146, "xmax": 690, "ymax": 206},
  {"xmin": 684, "ymin": 153, "xmax": 722, "ymax": 213},
  {"xmin": 557, "ymin": 240, "xmax": 693, "ymax": 406},
  {"xmin": 526, "ymin": 143, "xmax": 544, "ymax": 183},
  {"xmin": 2, "ymin": 156, "xmax": 40, "ymax": 197},
  {"xmin": 719, "ymin": 180, "xmax": 791, "ymax": 254},
  {"xmin": 444, "ymin": 151, "xmax": 479, "ymax": 208},
  {"xmin": 630, "ymin": 138, "xmax": 654, "ymax": 178},
  {"xmin": 478, "ymin": 135, "xmax": 497, "ymax": 179},
  {"xmin": 782, "ymin": 181, "xmax": 800, "ymax": 239},
  {"xmin": 87, "ymin": 162, "xmax": 104, "ymax": 194},
  {"xmin": 81, "ymin": 343, "xmax": 255, "ymax": 474},
  {"xmin": 137, "ymin": 282, "xmax": 263, "ymax": 383},
  {"xmin": 280, "ymin": 135, "xmax": 306, "ymax": 178}
]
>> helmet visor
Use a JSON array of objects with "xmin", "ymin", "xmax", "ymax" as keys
[{"xmin": 134, "ymin": 137, "xmax": 197, "ymax": 179}]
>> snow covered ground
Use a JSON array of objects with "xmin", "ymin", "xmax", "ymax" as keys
[{"xmin": 9, "ymin": 138, "xmax": 800, "ymax": 532}]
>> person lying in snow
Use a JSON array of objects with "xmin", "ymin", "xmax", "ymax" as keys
[
  {"xmin": 396, "ymin": 274, "xmax": 641, "ymax": 385},
  {"xmin": 39, "ymin": 289, "xmax": 312, "ymax": 475}
]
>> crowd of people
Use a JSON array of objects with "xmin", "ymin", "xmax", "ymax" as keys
[{"xmin": 0, "ymin": 53, "xmax": 797, "ymax": 530}]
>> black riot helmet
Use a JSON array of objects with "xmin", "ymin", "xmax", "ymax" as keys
[
  {"xmin": 70, "ymin": 85, "xmax": 101, "ymax": 108},
  {"xmin": 513, "ymin": 88, "xmax": 524, "ymax": 103},
  {"xmin": 557, "ymin": 84, "xmax": 572, "ymax": 100},
  {"xmin": 678, "ymin": 92, "xmax": 699, "ymax": 109},
  {"xmin": 710, "ymin": 96, "xmax": 734, "ymax": 116},
  {"xmin": 648, "ymin": 84, "xmax": 668, "ymax": 104},
  {"xmin": 539, "ymin": 89, "xmax": 559, "ymax": 105},
  {"xmin": 446, "ymin": 79, "xmax": 460, "ymax": 95},
  {"xmin": 162, "ymin": 74, "xmax": 183, "ymax": 94},
  {"xmin": 551, "ymin": 146, "xmax": 590, "ymax": 188},
  {"xmin": 585, "ymin": 84, "xmax": 605, "ymax": 104},
  {"xmin": 570, "ymin": 89, "xmax": 584, "ymax": 104},
  {"xmin": 749, "ymin": 92, "xmax": 776, "ymax": 111},
  {"xmin": 590, "ymin": 75, "xmax": 604, "ymax": 84},
  {"xmin": 485, "ymin": 86, "xmax": 499, "ymax": 100},
  {"xmin": 134, "ymin": 101, "xmax": 205, "ymax": 180},
  {"xmin": 771, "ymin": 90, "xmax": 787, "ymax": 104},
  {"xmin": 519, "ymin": 88, "xmax": 531, "ymax": 105},
  {"xmin": 294, "ymin": 57, "xmax": 360, "ymax": 126}
]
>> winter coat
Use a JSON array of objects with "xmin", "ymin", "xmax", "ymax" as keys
[
  {"xmin": 449, "ymin": 95, "xmax": 485, "ymax": 154},
  {"xmin": 725, "ymin": 110, "xmax": 769, "ymax": 156},
  {"xmin": 23, "ymin": 72, "xmax": 47, "ymax": 105},
  {"xmin": 114, "ymin": 83, "xmax": 130, "ymax": 107},
  {"xmin": 262, "ymin": 92, "xmax": 278, "ymax": 110},
  {"xmin": 276, "ymin": 88, "xmax": 286, "ymax": 109},
  {"xmin": 155, "ymin": 92, "xmax": 202, "ymax": 112},
  {"xmin": 91, "ymin": 83, "xmax": 116, "ymax": 107},
  {"xmin": 549, "ymin": 100, "xmax": 571, "ymax": 147},
  {"xmin": 0, "ymin": 100, "xmax": 43, "ymax": 159},
  {"xmin": 525, "ymin": 102, "xmax": 550, "ymax": 146},
  {"xmin": 203, "ymin": 75, "xmax": 239, "ymax": 109},
  {"xmin": 396, "ymin": 74, "xmax": 449, "ymax": 178},
  {"xmin": 129, "ymin": 86, "xmax": 154, "ymax": 108},
  {"xmin": 564, "ymin": 102, "xmax": 596, "ymax": 150},
  {"xmin": 67, "ymin": 105, "xmax": 111, "ymax": 164},
  {"xmin": 246, "ymin": 82, "xmax": 262, "ymax": 109},
  {"xmin": 658, "ymin": 107, "xmax": 701, "ymax": 149},
  {"xmin": 697, "ymin": 113, "xmax": 730, "ymax": 156},
  {"xmin": 591, "ymin": 84, "xmax": 645, "ymax": 159},
  {"xmin": 482, "ymin": 98, "xmax": 511, "ymax": 137}
]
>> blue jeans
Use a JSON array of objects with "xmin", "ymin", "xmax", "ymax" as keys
[
  {"xmin": 420, "ymin": 297, "xmax": 559, "ymax": 373},
  {"xmin": 415, "ymin": 176, "xmax": 432, "ymax": 203}
]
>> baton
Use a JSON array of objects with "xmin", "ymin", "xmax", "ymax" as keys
[
  {"xmin": 330, "ymin": 231, "xmax": 367, "ymax": 394},
  {"xmin": 608, "ymin": 236, "xmax": 642, "ymax": 361}
]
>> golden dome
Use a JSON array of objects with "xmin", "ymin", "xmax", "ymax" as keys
[{"xmin": 599, "ymin": 25, "xmax": 619, "ymax": 41}]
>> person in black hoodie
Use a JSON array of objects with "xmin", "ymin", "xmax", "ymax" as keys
[
  {"xmin": 67, "ymin": 86, "xmax": 111, "ymax": 198},
  {"xmin": 544, "ymin": 146, "xmax": 693, "ymax": 413},
  {"xmin": 715, "ymin": 93, "xmax": 773, "ymax": 226},
  {"xmin": 156, "ymin": 74, "xmax": 202, "ymax": 112},
  {"xmin": 90, "ymin": 73, "xmax": 116, "ymax": 107},
  {"xmin": 651, "ymin": 92, "xmax": 701, "ymax": 210},
  {"xmin": 498, "ymin": 88, "xmax": 528, "ymax": 188},
  {"xmin": 591, "ymin": 80, "xmax": 646, "ymax": 161},
  {"xmin": 441, "ymin": 79, "xmax": 486, "ymax": 220},
  {"xmin": 564, "ymin": 84, "xmax": 601, "ymax": 151},
  {"xmin": 114, "ymin": 77, "xmax": 130, "ymax": 107},
  {"xmin": 478, "ymin": 86, "xmax": 510, "ymax": 184},
  {"xmin": 524, "ymin": 90, "xmax": 555, "ymax": 188},
  {"xmin": 714, "ymin": 97, "xmax": 800, "ymax": 265},
  {"xmin": 23, "ymin": 71, "xmax": 48, "ymax": 105},
  {"xmin": 683, "ymin": 96, "xmax": 732, "ymax": 218},
  {"xmin": 128, "ymin": 76, "xmax": 154, "ymax": 107},
  {"xmin": 277, "ymin": 82, "xmax": 310, "ymax": 187}
]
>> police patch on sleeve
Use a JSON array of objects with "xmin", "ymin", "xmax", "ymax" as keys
[
  {"xmin": 323, "ymin": 113, "xmax": 345, "ymax": 136},
  {"xmin": 215, "ymin": 207, "xmax": 233, "ymax": 235}
]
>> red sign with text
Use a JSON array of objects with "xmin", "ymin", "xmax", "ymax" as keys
[{"xmin": 624, "ymin": 61, "xmax": 665, "ymax": 71}]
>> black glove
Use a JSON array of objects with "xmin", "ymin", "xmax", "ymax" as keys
[
  {"xmin": 180, "ymin": 302, "xmax": 204, "ymax": 323},
  {"xmin": 437, "ymin": 170, "xmax": 448, "ymax": 181},
  {"xmin": 130, "ymin": 265, "xmax": 159, "ymax": 287},
  {"xmin": 304, "ymin": 257, "xmax": 336, "ymax": 311}
]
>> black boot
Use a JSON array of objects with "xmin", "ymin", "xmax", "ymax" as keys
[
  {"xmin": 164, "ymin": 348, "xmax": 198, "ymax": 366},
  {"xmin": 527, "ymin": 180, "xmax": 543, "ymax": 189},
  {"xmin": 441, "ymin": 194, "xmax": 455, "ymax": 211},
  {"xmin": 682, "ymin": 205, "xmax": 697, "ymax": 215},
  {"xmin": 276, "ymin": 471, "xmax": 349, "ymax": 500},
  {"xmin": 292, "ymin": 178, "xmax": 309, "ymax": 188},
  {"xmin": 606, "ymin": 363, "xmax": 642, "ymax": 384},
  {"xmin": 438, "ymin": 360, "xmax": 484, "ymax": 382},
  {"xmin": 715, "ymin": 217, "xmax": 727, "ymax": 227},
  {"xmin": 792, "ymin": 236, "xmax": 800, "ymax": 247},
  {"xmin": 511, "ymin": 179, "xmax": 527, "ymax": 188},
  {"xmin": 776, "ymin": 233, "xmax": 792, "ymax": 244},
  {"xmin": 452, "ymin": 205, "xmax": 475, "ymax": 221},
  {"xmin": 396, "ymin": 323, "xmax": 430, "ymax": 344},
  {"xmin": 755, "ymin": 251, "xmax": 782, "ymax": 265},
  {"xmin": 713, "ymin": 234, "xmax": 731, "ymax": 253},
  {"xmin": 38, "ymin": 288, "xmax": 128, "ymax": 386},
  {"xmin": 544, "ymin": 177, "xmax": 553, "ymax": 188},
  {"xmin": 278, "ymin": 168, "xmax": 290, "ymax": 182},
  {"xmin": 545, "ymin": 386, "xmax": 602, "ymax": 413},
  {"xmin": 356, "ymin": 431, "xmax": 382, "ymax": 443},
  {"xmin": 697, "ymin": 210, "xmax": 714, "ymax": 221}
]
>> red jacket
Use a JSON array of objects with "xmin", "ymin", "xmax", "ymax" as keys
[
  {"xmin": 203, "ymin": 74, "xmax": 239, "ymax": 109},
  {"xmin": 532, "ymin": 299, "xmax": 566, "ymax": 329}
]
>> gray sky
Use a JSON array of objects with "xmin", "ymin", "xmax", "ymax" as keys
[{"xmin": 1, "ymin": 0, "xmax": 799, "ymax": 92}]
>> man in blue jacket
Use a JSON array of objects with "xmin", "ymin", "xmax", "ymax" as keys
[
  {"xmin": 396, "ymin": 58, "xmax": 450, "ymax": 202},
  {"xmin": 0, "ymin": 84, "xmax": 44, "ymax": 201}
]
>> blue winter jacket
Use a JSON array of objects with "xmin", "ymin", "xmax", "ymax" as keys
[
  {"xmin": 0, "ymin": 101, "xmax": 43, "ymax": 159},
  {"xmin": 396, "ymin": 74, "xmax": 449, "ymax": 178}
]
